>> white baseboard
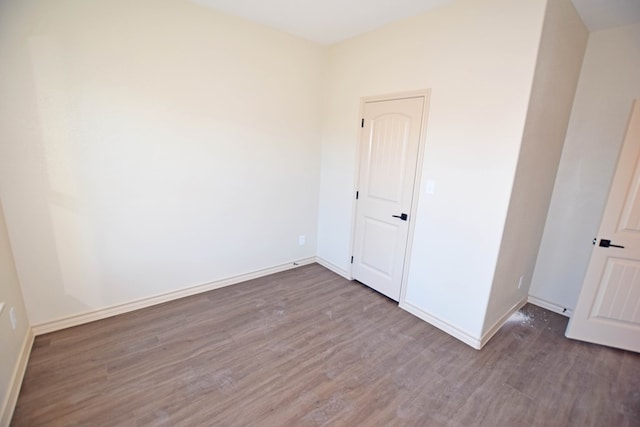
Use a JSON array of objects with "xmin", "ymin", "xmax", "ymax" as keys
[
  {"xmin": 1, "ymin": 328, "xmax": 34, "ymax": 427},
  {"xmin": 32, "ymin": 257, "xmax": 316, "ymax": 336},
  {"xmin": 527, "ymin": 295, "xmax": 572, "ymax": 317},
  {"xmin": 479, "ymin": 296, "xmax": 528, "ymax": 348},
  {"xmin": 315, "ymin": 256, "xmax": 352, "ymax": 280},
  {"xmin": 400, "ymin": 300, "xmax": 482, "ymax": 350}
]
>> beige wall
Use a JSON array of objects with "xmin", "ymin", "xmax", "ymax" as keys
[
  {"xmin": 0, "ymin": 0, "xmax": 326, "ymax": 326},
  {"xmin": 0, "ymin": 202, "xmax": 30, "ymax": 425},
  {"xmin": 483, "ymin": 0, "xmax": 588, "ymax": 333},
  {"xmin": 530, "ymin": 22, "xmax": 640, "ymax": 311},
  {"xmin": 0, "ymin": 0, "xmax": 610, "ymax": 353},
  {"xmin": 317, "ymin": 0, "xmax": 547, "ymax": 340}
]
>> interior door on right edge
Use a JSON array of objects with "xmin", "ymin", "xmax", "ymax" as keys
[
  {"xmin": 351, "ymin": 96, "xmax": 425, "ymax": 301},
  {"xmin": 566, "ymin": 100, "xmax": 640, "ymax": 353}
]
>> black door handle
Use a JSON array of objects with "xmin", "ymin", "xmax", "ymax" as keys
[
  {"xmin": 599, "ymin": 239, "xmax": 625, "ymax": 249},
  {"xmin": 392, "ymin": 213, "xmax": 408, "ymax": 221}
]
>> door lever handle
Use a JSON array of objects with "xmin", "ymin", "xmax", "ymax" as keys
[
  {"xmin": 599, "ymin": 239, "xmax": 625, "ymax": 249},
  {"xmin": 392, "ymin": 213, "xmax": 408, "ymax": 221}
]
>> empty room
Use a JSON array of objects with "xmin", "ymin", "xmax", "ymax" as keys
[{"xmin": 1, "ymin": 0, "xmax": 639, "ymax": 425}]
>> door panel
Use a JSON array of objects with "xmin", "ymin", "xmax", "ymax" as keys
[
  {"xmin": 618, "ymin": 152, "xmax": 640, "ymax": 232},
  {"xmin": 352, "ymin": 96, "xmax": 425, "ymax": 301},
  {"xmin": 360, "ymin": 217, "xmax": 399, "ymax": 278},
  {"xmin": 566, "ymin": 100, "xmax": 640, "ymax": 352},
  {"xmin": 367, "ymin": 115, "xmax": 410, "ymax": 203},
  {"xmin": 591, "ymin": 258, "xmax": 640, "ymax": 323}
]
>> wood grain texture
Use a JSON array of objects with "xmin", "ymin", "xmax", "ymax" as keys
[{"xmin": 11, "ymin": 264, "xmax": 640, "ymax": 426}]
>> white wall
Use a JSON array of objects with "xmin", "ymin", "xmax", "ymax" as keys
[
  {"xmin": 483, "ymin": 0, "xmax": 588, "ymax": 333},
  {"xmin": 0, "ymin": 202, "xmax": 31, "ymax": 425},
  {"xmin": 530, "ymin": 22, "xmax": 640, "ymax": 311},
  {"xmin": 0, "ymin": 0, "xmax": 325, "ymax": 326},
  {"xmin": 317, "ymin": 0, "xmax": 547, "ymax": 339}
]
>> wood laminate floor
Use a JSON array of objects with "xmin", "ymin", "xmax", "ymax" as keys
[{"xmin": 11, "ymin": 264, "xmax": 640, "ymax": 426}]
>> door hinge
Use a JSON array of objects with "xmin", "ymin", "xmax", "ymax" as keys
[
  {"xmin": 361, "ymin": 118, "xmax": 364, "ymax": 128},
  {"xmin": 356, "ymin": 191, "xmax": 359, "ymax": 200},
  {"xmin": 350, "ymin": 256, "xmax": 354, "ymax": 264}
]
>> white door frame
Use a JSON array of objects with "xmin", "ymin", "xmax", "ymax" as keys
[{"xmin": 348, "ymin": 89, "xmax": 431, "ymax": 301}]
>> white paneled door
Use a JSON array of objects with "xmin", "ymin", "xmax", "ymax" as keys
[
  {"xmin": 566, "ymin": 100, "xmax": 640, "ymax": 353},
  {"xmin": 352, "ymin": 95, "xmax": 426, "ymax": 301}
]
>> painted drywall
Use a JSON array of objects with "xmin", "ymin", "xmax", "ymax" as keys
[
  {"xmin": 0, "ymin": 202, "xmax": 30, "ymax": 424},
  {"xmin": 530, "ymin": 22, "xmax": 640, "ymax": 310},
  {"xmin": 0, "ymin": 0, "xmax": 325, "ymax": 325},
  {"xmin": 317, "ymin": 0, "xmax": 547, "ymax": 339},
  {"xmin": 483, "ymin": 0, "xmax": 588, "ymax": 333}
]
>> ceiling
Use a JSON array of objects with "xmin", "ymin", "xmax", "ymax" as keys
[
  {"xmin": 572, "ymin": 0, "xmax": 640, "ymax": 32},
  {"xmin": 191, "ymin": 0, "xmax": 640, "ymax": 45},
  {"xmin": 191, "ymin": 0, "xmax": 453, "ymax": 44}
]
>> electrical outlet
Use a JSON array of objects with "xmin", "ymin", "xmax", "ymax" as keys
[
  {"xmin": 299, "ymin": 235, "xmax": 306, "ymax": 246},
  {"xmin": 9, "ymin": 307, "xmax": 17, "ymax": 330},
  {"xmin": 518, "ymin": 275, "xmax": 524, "ymax": 289}
]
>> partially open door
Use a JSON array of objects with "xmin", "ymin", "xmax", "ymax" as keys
[
  {"xmin": 351, "ymin": 95, "xmax": 427, "ymax": 301},
  {"xmin": 566, "ymin": 100, "xmax": 640, "ymax": 353}
]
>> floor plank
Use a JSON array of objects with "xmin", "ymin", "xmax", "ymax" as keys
[{"xmin": 11, "ymin": 264, "xmax": 640, "ymax": 426}]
